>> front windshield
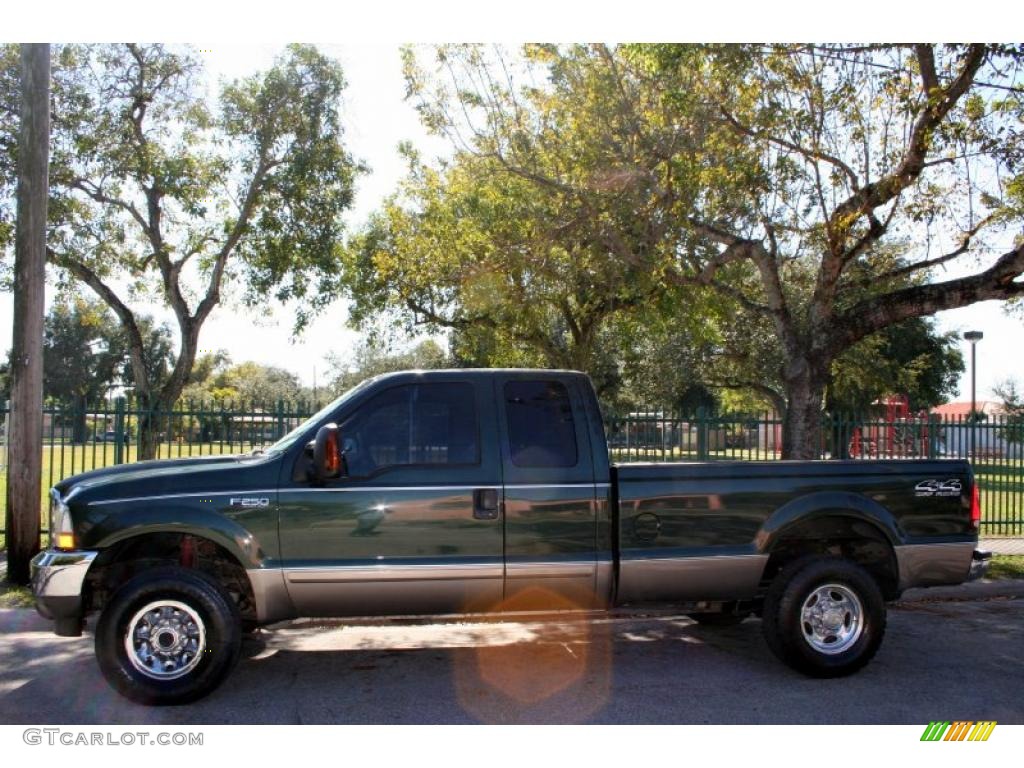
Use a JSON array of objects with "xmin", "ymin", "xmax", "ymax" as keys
[{"xmin": 263, "ymin": 377, "xmax": 376, "ymax": 456}]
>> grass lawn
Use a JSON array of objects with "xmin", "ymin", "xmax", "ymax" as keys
[
  {"xmin": 0, "ymin": 580, "xmax": 33, "ymax": 608},
  {"xmin": 987, "ymin": 555, "xmax": 1024, "ymax": 581},
  {"xmin": 0, "ymin": 441, "xmax": 258, "ymax": 549},
  {"xmin": 973, "ymin": 461, "xmax": 1024, "ymax": 536}
]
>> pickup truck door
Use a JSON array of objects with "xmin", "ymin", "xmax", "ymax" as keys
[
  {"xmin": 495, "ymin": 374, "xmax": 603, "ymax": 610},
  {"xmin": 277, "ymin": 377, "xmax": 505, "ymax": 616}
]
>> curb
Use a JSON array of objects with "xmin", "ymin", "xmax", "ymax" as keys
[{"xmin": 898, "ymin": 578, "xmax": 1024, "ymax": 603}]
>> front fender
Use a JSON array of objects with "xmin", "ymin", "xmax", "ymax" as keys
[
  {"xmin": 755, "ymin": 491, "xmax": 905, "ymax": 553},
  {"xmin": 80, "ymin": 503, "xmax": 272, "ymax": 568}
]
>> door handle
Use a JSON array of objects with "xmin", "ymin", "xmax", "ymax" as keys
[{"xmin": 473, "ymin": 488, "xmax": 500, "ymax": 520}]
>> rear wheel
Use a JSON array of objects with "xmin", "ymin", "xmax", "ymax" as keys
[
  {"xmin": 762, "ymin": 556, "xmax": 885, "ymax": 678},
  {"xmin": 95, "ymin": 566, "xmax": 241, "ymax": 705}
]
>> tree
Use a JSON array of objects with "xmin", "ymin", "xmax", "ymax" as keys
[
  {"xmin": 182, "ymin": 354, "xmax": 312, "ymax": 406},
  {"xmin": 993, "ymin": 379, "xmax": 1024, "ymax": 444},
  {"xmin": 204, "ymin": 361, "xmax": 307, "ymax": 405},
  {"xmin": 325, "ymin": 338, "xmax": 450, "ymax": 395},
  {"xmin": 395, "ymin": 44, "xmax": 1024, "ymax": 457},
  {"xmin": 42, "ymin": 299, "xmax": 126, "ymax": 441},
  {"xmin": 345, "ymin": 144, "xmax": 668, "ymax": 397},
  {"xmin": 2, "ymin": 44, "xmax": 360, "ymax": 458},
  {"xmin": 643, "ymin": 44, "xmax": 1024, "ymax": 456},
  {"xmin": 827, "ymin": 318, "xmax": 964, "ymax": 414}
]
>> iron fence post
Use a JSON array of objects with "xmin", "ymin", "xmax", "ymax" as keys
[
  {"xmin": 113, "ymin": 397, "xmax": 126, "ymax": 465},
  {"xmin": 697, "ymin": 405, "xmax": 709, "ymax": 460}
]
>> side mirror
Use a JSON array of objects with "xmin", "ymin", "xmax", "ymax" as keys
[{"xmin": 312, "ymin": 423, "xmax": 344, "ymax": 481}]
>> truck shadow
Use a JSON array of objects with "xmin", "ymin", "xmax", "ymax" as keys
[
  {"xmin": 226, "ymin": 613, "xmax": 774, "ymax": 723},
  {"xmin": 2, "ymin": 601, "xmax": 1022, "ymax": 724}
]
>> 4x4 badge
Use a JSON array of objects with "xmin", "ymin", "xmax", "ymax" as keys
[{"xmin": 914, "ymin": 479, "xmax": 962, "ymax": 497}]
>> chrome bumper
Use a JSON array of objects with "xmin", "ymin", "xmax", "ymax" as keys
[
  {"xmin": 968, "ymin": 549, "xmax": 992, "ymax": 581},
  {"xmin": 30, "ymin": 549, "xmax": 98, "ymax": 633}
]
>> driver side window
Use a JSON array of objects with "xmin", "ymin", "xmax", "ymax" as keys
[{"xmin": 341, "ymin": 382, "xmax": 479, "ymax": 477}]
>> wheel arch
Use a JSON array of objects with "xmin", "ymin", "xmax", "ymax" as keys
[
  {"xmin": 84, "ymin": 530, "xmax": 259, "ymax": 625},
  {"xmin": 756, "ymin": 492, "xmax": 903, "ymax": 600}
]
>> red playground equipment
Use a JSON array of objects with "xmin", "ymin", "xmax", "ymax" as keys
[{"xmin": 848, "ymin": 395, "xmax": 931, "ymax": 458}]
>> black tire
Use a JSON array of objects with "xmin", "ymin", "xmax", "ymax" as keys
[
  {"xmin": 762, "ymin": 556, "xmax": 886, "ymax": 678},
  {"xmin": 95, "ymin": 566, "xmax": 242, "ymax": 705}
]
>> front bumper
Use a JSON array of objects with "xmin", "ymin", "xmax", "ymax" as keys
[
  {"xmin": 30, "ymin": 549, "xmax": 99, "ymax": 634},
  {"xmin": 968, "ymin": 549, "xmax": 992, "ymax": 581}
]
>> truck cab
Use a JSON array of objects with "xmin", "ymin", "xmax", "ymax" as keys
[{"xmin": 274, "ymin": 369, "xmax": 612, "ymax": 617}]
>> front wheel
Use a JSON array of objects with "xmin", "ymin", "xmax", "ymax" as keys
[
  {"xmin": 95, "ymin": 566, "xmax": 242, "ymax": 705},
  {"xmin": 762, "ymin": 556, "xmax": 886, "ymax": 678}
]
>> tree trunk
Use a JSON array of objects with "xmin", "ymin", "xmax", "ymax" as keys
[
  {"xmin": 135, "ymin": 402, "xmax": 162, "ymax": 461},
  {"xmin": 71, "ymin": 393, "xmax": 88, "ymax": 444},
  {"xmin": 5, "ymin": 45, "xmax": 50, "ymax": 585},
  {"xmin": 781, "ymin": 363, "xmax": 829, "ymax": 460},
  {"xmin": 128, "ymin": 321, "xmax": 200, "ymax": 462}
]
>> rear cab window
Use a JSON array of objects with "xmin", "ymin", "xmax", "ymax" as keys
[{"xmin": 504, "ymin": 379, "xmax": 579, "ymax": 468}]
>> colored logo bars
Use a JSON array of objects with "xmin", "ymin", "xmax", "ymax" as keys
[{"xmin": 920, "ymin": 721, "xmax": 997, "ymax": 742}]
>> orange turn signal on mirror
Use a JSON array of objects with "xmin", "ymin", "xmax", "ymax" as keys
[{"xmin": 56, "ymin": 533, "xmax": 76, "ymax": 550}]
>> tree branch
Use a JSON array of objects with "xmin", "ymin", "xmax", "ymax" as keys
[
  {"xmin": 719, "ymin": 106, "xmax": 859, "ymax": 187},
  {"xmin": 854, "ymin": 213, "xmax": 997, "ymax": 286},
  {"xmin": 69, "ymin": 178, "xmax": 149, "ymax": 234},
  {"xmin": 830, "ymin": 44, "xmax": 988, "ymax": 227},
  {"xmin": 835, "ymin": 240, "xmax": 1024, "ymax": 349},
  {"xmin": 46, "ymin": 249, "xmax": 151, "ymax": 400},
  {"xmin": 195, "ymin": 155, "xmax": 273, "ymax": 325}
]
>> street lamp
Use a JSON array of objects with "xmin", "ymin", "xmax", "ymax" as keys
[{"xmin": 964, "ymin": 330, "xmax": 984, "ymax": 460}]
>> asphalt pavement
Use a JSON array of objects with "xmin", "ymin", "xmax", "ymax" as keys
[{"xmin": 1, "ymin": 587, "xmax": 1022, "ymax": 725}]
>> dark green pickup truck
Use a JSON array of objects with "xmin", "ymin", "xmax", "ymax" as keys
[{"xmin": 32, "ymin": 369, "xmax": 988, "ymax": 704}]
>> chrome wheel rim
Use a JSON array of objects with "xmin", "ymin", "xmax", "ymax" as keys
[
  {"xmin": 124, "ymin": 600, "xmax": 206, "ymax": 680},
  {"xmin": 799, "ymin": 583, "xmax": 863, "ymax": 655}
]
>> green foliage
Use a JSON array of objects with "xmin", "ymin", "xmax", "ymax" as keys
[
  {"xmin": 221, "ymin": 44, "xmax": 362, "ymax": 326},
  {"xmin": 0, "ymin": 44, "xmax": 360, "ymax": 457},
  {"xmin": 41, "ymin": 299, "xmax": 125, "ymax": 403},
  {"xmin": 325, "ymin": 338, "xmax": 450, "ymax": 396},
  {"xmin": 346, "ymin": 45, "xmax": 718, "ymax": 395},
  {"xmin": 180, "ymin": 353, "xmax": 311, "ymax": 406},
  {"xmin": 827, "ymin": 318, "xmax": 965, "ymax": 413},
  {"xmin": 360, "ymin": 44, "xmax": 1024, "ymax": 456},
  {"xmin": 994, "ymin": 379, "xmax": 1024, "ymax": 444}
]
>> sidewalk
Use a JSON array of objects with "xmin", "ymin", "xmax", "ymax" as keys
[
  {"xmin": 980, "ymin": 538, "xmax": 1024, "ymax": 555},
  {"xmin": 900, "ymin": 578, "xmax": 1024, "ymax": 603}
]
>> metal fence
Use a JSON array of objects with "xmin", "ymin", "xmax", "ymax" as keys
[
  {"xmin": 608, "ymin": 408, "xmax": 1023, "ymax": 535},
  {"xmin": 1, "ymin": 400, "xmax": 1022, "ymax": 536}
]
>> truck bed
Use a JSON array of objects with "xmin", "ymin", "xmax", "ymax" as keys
[{"xmin": 611, "ymin": 459, "xmax": 976, "ymax": 604}]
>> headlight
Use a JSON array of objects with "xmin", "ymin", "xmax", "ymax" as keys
[{"xmin": 49, "ymin": 489, "xmax": 75, "ymax": 550}]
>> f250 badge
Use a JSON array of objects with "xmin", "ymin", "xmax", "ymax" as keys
[
  {"xmin": 914, "ymin": 479, "xmax": 962, "ymax": 498},
  {"xmin": 229, "ymin": 497, "xmax": 270, "ymax": 508}
]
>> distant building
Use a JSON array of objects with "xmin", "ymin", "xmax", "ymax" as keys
[
  {"xmin": 929, "ymin": 401, "xmax": 1003, "ymax": 419},
  {"xmin": 930, "ymin": 400, "xmax": 1019, "ymax": 458}
]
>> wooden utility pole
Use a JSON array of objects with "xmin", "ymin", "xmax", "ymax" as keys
[{"xmin": 4, "ymin": 44, "xmax": 50, "ymax": 585}]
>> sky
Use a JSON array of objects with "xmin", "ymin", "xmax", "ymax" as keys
[{"xmin": 1, "ymin": 39, "xmax": 1021, "ymax": 402}]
